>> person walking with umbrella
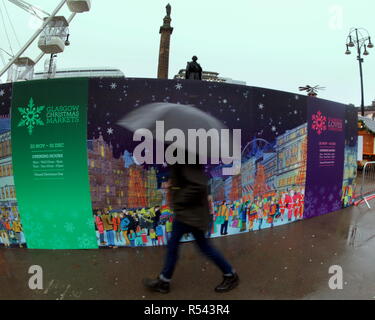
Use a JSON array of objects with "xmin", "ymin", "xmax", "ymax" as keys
[
  {"xmin": 119, "ymin": 103, "xmax": 240, "ymax": 294},
  {"xmin": 144, "ymin": 160, "xmax": 239, "ymax": 293}
]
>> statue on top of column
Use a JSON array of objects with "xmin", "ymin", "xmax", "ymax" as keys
[{"xmin": 166, "ymin": 4, "xmax": 171, "ymax": 17}]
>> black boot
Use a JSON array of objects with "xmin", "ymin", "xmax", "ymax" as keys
[
  {"xmin": 143, "ymin": 277, "xmax": 170, "ymax": 294},
  {"xmin": 215, "ymin": 273, "xmax": 239, "ymax": 293}
]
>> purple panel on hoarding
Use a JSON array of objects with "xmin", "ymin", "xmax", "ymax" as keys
[{"xmin": 304, "ymin": 98, "xmax": 346, "ymax": 219}]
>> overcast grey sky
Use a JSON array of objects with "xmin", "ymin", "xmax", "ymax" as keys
[{"xmin": 0, "ymin": 0, "xmax": 374, "ymax": 106}]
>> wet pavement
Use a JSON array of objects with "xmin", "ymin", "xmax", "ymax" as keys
[{"xmin": 0, "ymin": 201, "xmax": 375, "ymax": 300}]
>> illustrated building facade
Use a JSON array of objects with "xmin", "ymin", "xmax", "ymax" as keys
[
  {"xmin": 88, "ymin": 135, "xmax": 162, "ymax": 210},
  {"xmin": 0, "ymin": 123, "xmax": 18, "ymax": 216},
  {"xmin": 275, "ymin": 123, "xmax": 308, "ymax": 192}
]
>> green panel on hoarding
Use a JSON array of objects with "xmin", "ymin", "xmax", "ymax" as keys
[{"xmin": 11, "ymin": 78, "xmax": 97, "ymax": 249}]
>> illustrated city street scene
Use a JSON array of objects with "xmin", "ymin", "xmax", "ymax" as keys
[{"xmin": 0, "ymin": 0, "xmax": 374, "ymax": 301}]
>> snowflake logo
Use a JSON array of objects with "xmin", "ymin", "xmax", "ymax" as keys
[
  {"xmin": 311, "ymin": 111, "xmax": 327, "ymax": 135},
  {"xmin": 175, "ymin": 83, "xmax": 183, "ymax": 90},
  {"xmin": 17, "ymin": 98, "xmax": 45, "ymax": 135}
]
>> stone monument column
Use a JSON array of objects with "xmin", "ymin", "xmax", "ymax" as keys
[{"xmin": 157, "ymin": 4, "xmax": 174, "ymax": 79}]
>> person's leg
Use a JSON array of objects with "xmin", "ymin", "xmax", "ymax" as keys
[
  {"xmin": 124, "ymin": 231, "xmax": 130, "ymax": 246},
  {"xmin": 207, "ymin": 222, "xmax": 212, "ymax": 237},
  {"xmin": 191, "ymin": 227, "xmax": 239, "ymax": 293},
  {"xmin": 109, "ymin": 230, "xmax": 115, "ymax": 246},
  {"xmin": 3, "ymin": 231, "xmax": 10, "ymax": 247},
  {"xmin": 224, "ymin": 220, "xmax": 229, "ymax": 234},
  {"xmin": 160, "ymin": 220, "xmax": 187, "ymax": 280},
  {"xmin": 16, "ymin": 233, "xmax": 23, "ymax": 248},
  {"xmin": 191, "ymin": 228, "xmax": 234, "ymax": 275},
  {"xmin": 144, "ymin": 220, "xmax": 187, "ymax": 294}
]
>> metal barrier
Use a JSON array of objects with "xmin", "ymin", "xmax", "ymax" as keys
[{"xmin": 359, "ymin": 161, "xmax": 375, "ymax": 208}]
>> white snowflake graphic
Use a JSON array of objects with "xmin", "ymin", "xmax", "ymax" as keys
[
  {"xmin": 78, "ymin": 234, "xmax": 95, "ymax": 248},
  {"xmin": 64, "ymin": 223, "xmax": 75, "ymax": 233},
  {"xmin": 272, "ymin": 126, "xmax": 277, "ymax": 132},
  {"xmin": 107, "ymin": 128, "xmax": 114, "ymax": 135},
  {"xmin": 175, "ymin": 83, "xmax": 183, "ymax": 90},
  {"xmin": 110, "ymin": 83, "xmax": 117, "ymax": 90},
  {"xmin": 222, "ymin": 99, "xmax": 228, "ymax": 104},
  {"xmin": 258, "ymin": 103, "xmax": 264, "ymax": 110},
  {"xmin": 295, "ymin": 95, "xmax": 299, "ymax": 100},
  {"xmin": 0, "ymin": 89, "xmax": 5, "ymax": 97},
  {"xmin": 86, "ymin": 218, "xmax": 95, "ymax": 228}
]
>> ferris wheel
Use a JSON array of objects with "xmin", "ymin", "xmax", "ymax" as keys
[
  {"xmin": 0, "ymin": 0, "xmax": 91, "ymax": 82},
  {"xmin": 241, "ymin": 138, "xmax": 274, "ymax": 160}
]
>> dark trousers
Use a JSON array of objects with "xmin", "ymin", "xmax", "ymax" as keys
[
  {"xmin": 161, "ymin": 220, "xmax": 233, "ymax": 280},
  {"xmin": 220, "ymin": 220, "xmax": 229, "ymax": 235}
]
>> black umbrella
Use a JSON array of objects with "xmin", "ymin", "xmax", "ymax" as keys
[{"xmin": 118, "ymin": 103, "xmax": 241, "ymax": 165}]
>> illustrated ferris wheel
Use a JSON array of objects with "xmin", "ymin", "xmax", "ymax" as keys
[{"xmin": 241, "ymin": 138, "xmax": 274, "ymax": 160}]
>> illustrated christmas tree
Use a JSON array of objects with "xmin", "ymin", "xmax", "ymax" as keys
[
  {"xmin": 147, "ymin": 168, "xmax": 162, "ymax": 207},
  {"xmin": 253, "ymin": 164, "xmax": 269, "ymax": 198},
  {"xmin": 127, "ymin": 166, "xmax": 147, "ymax": 208}
]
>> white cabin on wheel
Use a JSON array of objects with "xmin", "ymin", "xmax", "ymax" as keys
[{"xmin": 67, "ymin": 0, "xmax": 91, "ymax": 13}]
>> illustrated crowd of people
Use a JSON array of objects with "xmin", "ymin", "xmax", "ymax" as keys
[
  {"xmin": 93, "ymin": 188, "xmax": 306, "ymax": 248},
  {"xmin": 210, "ymin": 188, "xmax": 305, "ymax": 236},
  {"xmin": 0, "ymin": 209, "xmax": 24, "ymax": 248},
  {"xmin": 93, "ymin": 205, "xmax": 175, "ymax": 248}
]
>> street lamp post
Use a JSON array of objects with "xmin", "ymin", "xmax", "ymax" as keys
[{"xmin": 345, "ymin": 28, "xmax": 373, "ymax": 117}]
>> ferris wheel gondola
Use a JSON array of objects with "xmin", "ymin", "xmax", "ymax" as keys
[{"xmin": 0, "ymin": 0, "xmax": 92, "ymax": 80}]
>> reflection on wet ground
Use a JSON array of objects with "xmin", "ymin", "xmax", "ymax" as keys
[{"xmin": 0, "ymin": 200, "xmax": 374, "ymax": 300}]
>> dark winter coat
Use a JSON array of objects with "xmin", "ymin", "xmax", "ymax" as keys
[{"xmin": 169, "ymin": 164, "xmax": 210, "ymax": 231}]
